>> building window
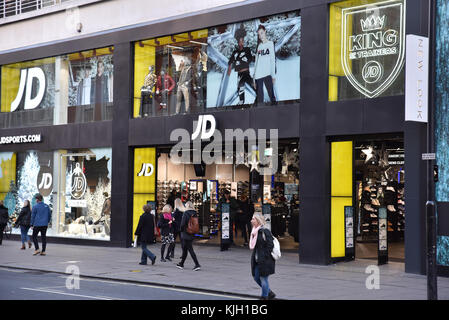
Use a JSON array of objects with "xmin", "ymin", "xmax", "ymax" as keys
[
  {"xmin": 133, "ymin": 10, "xmax": 301, "ymax": 118},
  {"xmin": 328, "ymin": 0, "xmax": 405, "ymax": 101},
  {"xmin": 0, "ymin": 148, "xmax": 112, "ymax": 240},
  {"xmin": 0, "ymin": 46, "xmax": 114, "ymax": 128}
]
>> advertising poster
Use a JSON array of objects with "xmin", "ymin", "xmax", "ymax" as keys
[{"xmin": 207, "ymin": 11, "xmax": 301, "ymax": 107}]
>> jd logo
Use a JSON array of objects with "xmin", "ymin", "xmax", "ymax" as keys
[
  {"xmin": 137, "ymin": 163, "xmax": 154, "ymax": 177},
  {"xmin": 341, "ymin": 0, "xmax": 405, "ymax": 98},
  {"xmin": 192, "ymin": 115, "xmax": 216, "ymax": 141},
  {"xmin": 71, "ymin": 163, "xmax": 87, "ymax": 200},
  {"xmin": 11, "ymin": 67, "xmax": 46, "ymax": 112},
  {"xmin": 37, "ymin": 167, "xmax": 53, "ymax": 197}
]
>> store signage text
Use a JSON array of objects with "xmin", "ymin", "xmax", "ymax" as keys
[
  {"xmin": 71, "ymin": 163, "xmax": 87, "ymax": 200},
  {"xmin": 405, "ymin": 34, "xmax": 429, "ymax": 123},
  {"xmin": 341, "ymin": 0, "xmax": 405, "ymax": 98},
  {"xmin": 11, "ymin": 67, "xmax": 46, "ymax": 112},
  {"xmin": 170, "ymin": 114, "xmax": 279, "ymax": 175},
  {"xmin": 137, "ymin": 163, "xmax": 154, "ymax": 177},
  {"xmin": 0, "ymin": 134, "xmax": 42, "ymax": 145},
  {"xmin": 37, "ymin": 166, "xmax": 53, "ymax": 197},
  {"xmin": 192, "ymin": 114, "xmax": 216, "ymax": 140}
]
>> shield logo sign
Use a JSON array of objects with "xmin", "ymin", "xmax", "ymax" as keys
[{"xmin": 341, "ymin": 0, "xmax": 405, "ymax": 98}]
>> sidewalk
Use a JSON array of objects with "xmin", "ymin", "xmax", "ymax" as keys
[{"xmin": 1, "ymin": 239, "xmax": 449, "ymax": 300}]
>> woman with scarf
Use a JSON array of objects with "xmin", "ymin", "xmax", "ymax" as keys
[
  {"xmin": 158, "ymin": 204, "xmax": 175, "ymax": 262},
  {"xmin": 249, "ymin": 212, "xmax": 276, "ymax": 300}
]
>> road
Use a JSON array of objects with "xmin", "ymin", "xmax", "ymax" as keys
[{"xmin": 0, "ymin": 268, "xmax": 251, "ymax": 300}]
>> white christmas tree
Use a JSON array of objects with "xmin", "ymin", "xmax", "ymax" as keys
[
  {"xmin": 17, "ymin": 152, "xmax": 40, "ymax": 207},
  {"xmin": 85, "ymin": 178, "xmax": 111, "ymax": 222}
]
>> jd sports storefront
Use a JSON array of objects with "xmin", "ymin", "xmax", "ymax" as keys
[{"xmin": 0, "ymin": 0, "xmax": 440, "ymax": 275}]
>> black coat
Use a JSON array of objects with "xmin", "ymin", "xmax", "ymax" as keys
[
  {"xmin": 251, "ymin": 227, "xmax": 275, "ymax": 277},
  {"xmin": 180, "ymin": 210, "xmax": 197, "ymax": 241},
  {"xmin": 16, "ymin": 206, "xmax": 31, "ymax": 227},
  {"xmin": 0, "ymin": 205, "xmax": 9, "ymax": 225},
  {"xmin": 172, "ymin": 209, "xmax": 183, "ymax": 233},
  {"xmin": 237, "ymin": 199, "xmax": 254, "ymax": 224},
  {"xmin": 157, "ymin": 214, "xmax": 174, "ymax": 236},
  {"xmin": 135, "ymin": 212, "xmax": 156, "ymax": 243}
]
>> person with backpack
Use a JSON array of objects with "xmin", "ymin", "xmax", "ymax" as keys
[
  {"xmin": 176, "ymin": 201, "xmax": 201, "ymax": 271},
  {"xmin": 172, "ymin": 198, "xmax": 185, "ymax": 258},
  {"xmin": 249, "ymin": 212, "xmax": 276, "ymax": 300},
  {"xmin": 16, "ymin": 200, "xmax": 32, "ymax": 250},
  {"xmin": 158, "ymin": 204, "xmax": 175, "ymax": 262}
]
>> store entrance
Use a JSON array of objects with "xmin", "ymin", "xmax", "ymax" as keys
[
  {"xmin": 155, "ymin": 140, "xmax": 299, "ymax": 251},
  {"xmin": 354, "ymin": 138, "xmax": 405, "ymax": 262}
]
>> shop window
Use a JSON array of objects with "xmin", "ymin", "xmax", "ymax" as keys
[
  {"xmin": 0, "ymin": 149, "xmax": 112, "ymax": 240},
  {"xmin": 0, "ymin": 47, "xmax": 114, "ymax": 128},
  {"xmin": 57, "ymin": 149, "xmax": 112, "ymax": 240},
  {"xmin": 133, "ymin": 11, "xmax": 301, "ymax": 118},
  {"xmin": 328, "ymin": 0, "xmax": 405, "ymax": 101}
]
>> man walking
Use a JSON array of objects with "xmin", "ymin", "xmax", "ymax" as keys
[{"xmin": 31, "ymin": 194, "xmax": 51, "ymax": 256}]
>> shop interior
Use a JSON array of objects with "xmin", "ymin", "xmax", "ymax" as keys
[
  {"xmin": 155, "ymin": 140, "xmax": 299, "ymax": 250},
  {"xmin": 354, "ymin": 137, "xmax": 405, "ymax": 262}
]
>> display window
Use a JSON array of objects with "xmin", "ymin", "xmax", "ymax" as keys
[
  {"xmin": 328, "ymin": 0, "xmax": 405, "ymax": 101},
  {"xmin": 133, "ymin": 11, "xmax": 301, "ymax": 118},
  {"xmin": 0, "ymin": 148, "xmax": 112, "ymax": 240},
  {"xmin": 0, "ymin": 46, "xmax": 114, "ymax": 128}
]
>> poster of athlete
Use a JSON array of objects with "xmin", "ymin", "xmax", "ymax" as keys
[{"xmin": 206, "ymin": 11, "xmax": 301, "ymax": 108}]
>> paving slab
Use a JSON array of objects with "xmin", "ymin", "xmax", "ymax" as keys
[{"xmin": 1, "ymin": 239, "xmax": 448, "ymax": 300}]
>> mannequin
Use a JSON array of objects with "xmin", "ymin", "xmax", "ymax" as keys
[
  {"xmin": 176, "ymin": 60, "xmax": 193, "ymax": 114},
  {"xmin": 156, "ymin": 69, "xmax": 175, "ymax": 110},
  {"xmin": 140, "ymin": 66, "xmax": 157, "ymax": 117}
]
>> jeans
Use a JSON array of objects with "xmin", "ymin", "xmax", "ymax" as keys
[
  {"xmin": 32, "ymin": 226, "xmax": 47, "ymax": 252},
  {"xmin": 176, "ymin": 85, "xmax": 190, "ymax": 114},
  {"xmin": 141, "ymin": 242, "xmax": 156, "ymax": 264},
  {"xmin": 255, "ymin": 76, "xmax": 276, "ymax": 104},
  {"xmin": 253, "ymin": 264, "xmax": 270, "ymax": 298},
  {"xmin": 20, "ymin": 226, "xmax": 30, "ymax": 244},
  {"xmin": 180, "ymin": 239, "xmax": 200, "ymax": 267}
]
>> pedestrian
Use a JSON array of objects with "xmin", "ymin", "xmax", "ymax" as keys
[
  {"xmin": 237, "ymin": 194, "xmax": 254, "ymax": 246},
  {"xmin": 176, "ymin": 201, "xmax": 201, "ymax": 271},
  {"xmin": 249, "ymin": 212, "xmax": 276, "ymax": 300},
  {"xmin": 0, "ymin": 200, "xmax": 9, "ymax": 246},
  {"xmin": 31, "ymin": 194, "xmax": 51, "ymax": 256},
  {"xmin": 16, "ymin": 200, "xmax": 32, "ymax": 250},
  {"xmin": 158, "ymin": 204, "xmax": 175, "ymax": 262},
  {"xmin": 134, "ymin": 204, "xmax": 157, "ymax": 265},
  {"xmin": 172, "ymin": 198, "xmax": 185, "ymax": 258},
  {"xmin": 167, "ymin": 189, "xmax": 177, "ymax": 210}
]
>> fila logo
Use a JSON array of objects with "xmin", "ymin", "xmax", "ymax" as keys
[
  {"xmin": 257, "ymin": 49, "xmax": 270, "ymax": 56},
  {"xmin": 192, "ymin": 115, "xmax": 216, "ymax": 140},
  {"xmin": 11, "ymin": 67, "xmax": 46, "ymax": 112},
  {"xmin": 38, "ymin": 173, "xmax": 52, "ymax": 190},
  {"xmin": 137, "ymin": 163, "xmax": 154, "ymax": 177}
]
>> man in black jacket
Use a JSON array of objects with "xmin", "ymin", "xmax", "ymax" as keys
[
  {"xmin": 0, "ymin": 200, "xmax": 10, "ymax": 245},
  {"xmin": 176, "ymin": 201, "xmax": 201, "ymax": 271},
  {"xmin": 134, "ymin": 204, "xmax": 157, "ymax": 265}
]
